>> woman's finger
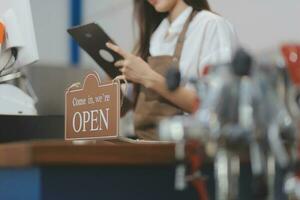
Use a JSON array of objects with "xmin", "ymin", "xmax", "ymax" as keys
[
  {"xmin": 115, "ymin": 75, "xmax": 126, "ymax": 81},
  {"xmin": 106, "ymin": 42, "xmax": 129, "ymax": 58},
  {"xmin": 115, "ymin": 60, "xmax": 125, "ymax": 67},
  {"xmin": 119, "ymin": 67, "xmax": 125, "ymax": 73},
  {"xmin": 115, "ymin": 60, "xmax": 130, "ymax": 67}
]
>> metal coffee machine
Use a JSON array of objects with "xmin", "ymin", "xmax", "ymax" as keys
[{"xmin": 159, "ymin": 45, "xmax": 300, "ymax": 200}]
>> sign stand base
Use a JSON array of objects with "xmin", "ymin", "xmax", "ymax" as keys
[{"xmin": 72, "ymin": 140, "xmax": 97, "ymax": 145}]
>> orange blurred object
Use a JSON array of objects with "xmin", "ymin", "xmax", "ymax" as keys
[
  {"xmin": 186, "ymin": 141, "xmax": 209, "ymax": 200},
  {"xmin": 281, "ymin": 44, "xmax": 300, "ymax": 86},
  {"xmin": 0, "ymin": 22, "xmax": 5, "ymax": 44}
]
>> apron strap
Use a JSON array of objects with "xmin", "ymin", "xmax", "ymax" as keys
[{"xmin": 173, "ymin": 10, "xmax": 198, "ymax": 61}]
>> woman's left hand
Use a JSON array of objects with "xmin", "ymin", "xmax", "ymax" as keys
[{"xmin": 106, "ymin": 42, "xmax": 156, "ymax": 87}]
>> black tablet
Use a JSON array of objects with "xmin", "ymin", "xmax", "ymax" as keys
[{"xmin": 67, "ymin": 23, "xmax": 122, "ymax": 78}]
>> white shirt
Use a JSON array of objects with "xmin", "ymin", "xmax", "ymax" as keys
[{"xmin": 150, "ymin": 7, "xmax": 238, "ymax": 80}]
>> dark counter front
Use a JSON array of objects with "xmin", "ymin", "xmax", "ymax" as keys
[
  {"xmin": 0, "ymin": 115, "xmax": 64, "ymax": 143},
  {"xmin": 0, "ymin": 140, "xmax": 217, "ymax": 200}
]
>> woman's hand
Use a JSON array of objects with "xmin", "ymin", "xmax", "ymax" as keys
[
  {"xmin": 106, "ymin": 42, "xmax": 158, "ymax": 88},
  {"xmin": 106, "ymin": 43, "xmax": 198, "ymax": 113}
]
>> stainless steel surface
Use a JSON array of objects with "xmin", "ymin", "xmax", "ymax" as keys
[{"xmin": 23, "ymin": 64, "xmax": 97, "ymax": 115}]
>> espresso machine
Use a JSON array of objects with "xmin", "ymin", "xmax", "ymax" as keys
[{"xmin": 159, "ymin": 45, "xmax": 300, "ymax": 200}]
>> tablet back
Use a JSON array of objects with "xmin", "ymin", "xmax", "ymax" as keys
[{"xmin": 68, "ymin": 23, "xmax": 122, "ymax": 78}]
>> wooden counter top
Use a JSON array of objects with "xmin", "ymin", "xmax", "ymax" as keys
[{"xmin": 0, "ymin": 140, "xmax": 176, "ymax": 168}]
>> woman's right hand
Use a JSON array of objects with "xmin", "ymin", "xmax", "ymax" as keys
[{"xmin": 107, "ymin": 43, "xmax": 159, "ymax": 87}]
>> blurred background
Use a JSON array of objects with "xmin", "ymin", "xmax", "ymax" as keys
[
  {"xmin": 25, "ymin": 0, "xmax": 300, "ymax": 115},
  {"xmin": 31, "ymin": 0, "xmax": 300, "ymax": 66}
]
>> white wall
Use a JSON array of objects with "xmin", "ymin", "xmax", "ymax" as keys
[
  {"xmin": 30, "ymin": 0, "xmax": 300, "ymax": 66},
  {"xmin": 209, "ymin": 0, "xmax": 300, "ymax": 52},
  {"xmin": 31, "ymin": 0, "xmax": 69, "ymax": 65},
  {"xmin": 82, "ymin": 0, "xmax": 134, "ymax": 67},
  {"xmin": 30, "ymin": 0, "xmax": 134, "ymax": 67}
]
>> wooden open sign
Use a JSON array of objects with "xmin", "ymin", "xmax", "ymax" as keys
[{"xmin": 65, "ymin": 71, "xmax": 120, "ymax": 140}]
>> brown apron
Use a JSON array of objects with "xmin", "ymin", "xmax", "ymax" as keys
[{"xmin": 134, "ymin": 11, "xmax": 197, "ymax": 140}]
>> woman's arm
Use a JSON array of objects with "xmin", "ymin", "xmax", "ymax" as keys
[
  {"xmin": 143, "ymin": 69, "xmax": 198, "ymax": 113},
  {"xmin": 106, "ymin": 42, "xmax": 198, "ymax": 113}
]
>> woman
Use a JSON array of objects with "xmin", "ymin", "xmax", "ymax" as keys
[{"xmin": 107, "ymin": 0, "xmax": 238, "ymax": 140}]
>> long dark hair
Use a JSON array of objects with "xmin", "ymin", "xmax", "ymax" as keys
[{"xmin": 133, "ymin": 0, "xmax": 211, "ymax": 60}]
